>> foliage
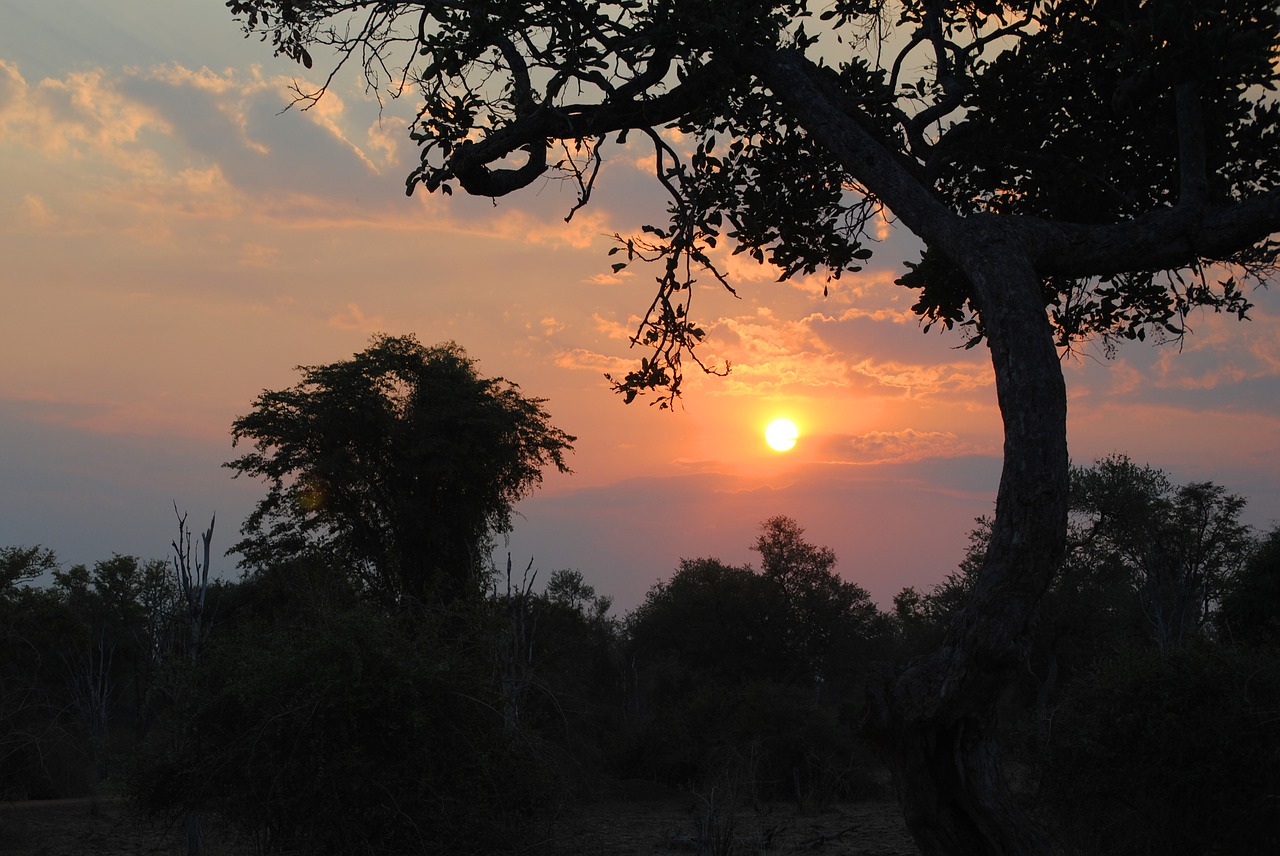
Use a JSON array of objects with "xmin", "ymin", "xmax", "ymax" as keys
[
  {"xmin": 1, "ymin": 548, "xmax": 181, "ymax": 798},
  {"xmin": 217, "ymin": 5, "xmax": 1280, "ymax": 845},
  {"xmin": 1071, "ymin": 453, "xmax": 1252, "ymax": 647},
  {"xmin": 622, "ymin": 519, "xmax": 886, "ymax": 799},
  {"xmin": 752, "ymin": 516, "xmax": 887, "ymax": 681},
  {"xmin": 518, "ymin": 569, "xmax": 622, "ymax": 763},
  {"xmin": 223, "ymin": 0, "xmax": 1280, "ymax": 403},
  {"xmin": 226, "ymin": 334, "xmax": 574, "ymax": 608},
  {"xmin": 0, "ymin": 545, "xmax": 58, "ymax": 591},
  {"xmin": 1217, "ymin": 523, "xmax": 1280, "ymax": 646},
  {"xmin": 896, "ymin": 457, "xmax": 1252, "ymax": 653},
  {"xmin": 915, "ymin": 0, "xmax": 1276, "ymax": 350},
  {"xmin": 1, "ymin": 568, "xmax": 90, "ymax": 799},
  {"xmin": 135, "ymin": 560, "xmax": 569, "ymax": 855},
  {"xmin": 1041, "ymin": 644, "xmax": 1280, "ymax": 856}
]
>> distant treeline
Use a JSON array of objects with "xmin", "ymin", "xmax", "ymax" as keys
[{"xmin": 3, "ymin": 464, "xmax": 1279, "ymax": 853}]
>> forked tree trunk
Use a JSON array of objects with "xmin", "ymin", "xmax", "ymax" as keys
[{"xmin": 871, "ymin": 238, "xmax": 1068, "ymax": 856}]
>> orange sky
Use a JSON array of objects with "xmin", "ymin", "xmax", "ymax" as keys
[{"xmin": 2, "ymin": 1, "xmax": 1278, "ymax": 611}]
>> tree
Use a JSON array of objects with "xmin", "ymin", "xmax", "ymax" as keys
[
  {"xmin": 48, "ymin": 553, "xmax": 180, "ymax": 781},
  {"xmin": 0, "ymin": 545, "xmax": 57, "ymax": 592},
  {"xmin": 491, "ymin": 567, "xmax": 621, "ymax": 765},
  {"xmin": 169, "ymin": 508, "xmax": 216, "ymax": 856},
  {"xmin": 223, "ymin": 3, "xmax": 1280, "ymax": 852},
  {"xmin": 752, "ymin": 516, "xmax": 886, "ymax": 692},
  {"xmin": 622, "ymin": 522, "xmax": 887, "ymax": 795},
  {"xmin": 227, "ymin": 335, "xmax": 575, "ymax": 608},
  {"xmin": 1071, "ymin": 454, "xmax": 1252, "ymax": 648},
  {"xmin": 1216, "ymin": 523, "xmax": 1280, "ymax": 646}
]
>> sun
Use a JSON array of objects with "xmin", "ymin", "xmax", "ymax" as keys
[{"xmin": 765, "ymin": 418, "xmax": 799, "ymax": 452}]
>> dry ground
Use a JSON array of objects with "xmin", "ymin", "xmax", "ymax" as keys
[{"xmin": 0, "ymin": 792, "xmax": 917, "ymax": 856}]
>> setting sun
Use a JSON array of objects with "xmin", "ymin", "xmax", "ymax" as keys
[{"xmin": 765, "ymin": 418, "xmax": 799, "ymax": 452}]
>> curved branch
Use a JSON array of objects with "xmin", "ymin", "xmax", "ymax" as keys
[{"xmin": 435, "ymin": 60, "xmax": 734, "ymax": 196}]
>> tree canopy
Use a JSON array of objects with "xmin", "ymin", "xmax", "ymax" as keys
[
  {"xmin": 1070, "ymin": 453, "xmax": 1252, "ymax": 647},
  {"xmin": 226, "ymin": 335, "xmax": 575, "ymax": 607},
  {"xmin": 227, "ymin": 0, "xmax": 1277, "ymax": 394}
]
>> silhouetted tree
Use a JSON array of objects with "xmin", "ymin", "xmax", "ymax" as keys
[
  {"xmin": 1071, "ymin": 454, "xmax": 1252, "ymax": 648},
  {"xmin": 1, "ymin": 547, "xmax": 70, "ymax": 797},
  {"xmin": 169, "ymin": 508, "xmax": 216, "ymax": 856},
  {"xmin": 227, "ymin": 335, "xmax": 575, "ymax": 608},
  {"xmin": 224, "ymin": 2, "xmax": 1280, "ymax": 851},
  {"xmin": 1217, "ymin": 523, "xmax": 1280, "ymax": 646},
  {"xmin": 624, "ymin": 521, "xmax": 885, "ymax": 795},
  {"xmin": 753, "ymin": 516, "xmax": 886, "ymax": 692},
  {"xmin": 525, "ymin": 568, "xmax": 620, "ymax": 751},
  {"xmin": 0, "ymin": 547, "xmax": 188, "ymax": 798}
]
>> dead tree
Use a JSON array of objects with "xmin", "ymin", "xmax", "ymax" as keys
[
  {"xmin": 495, "ymin": 554, "xmax": 538, "ymax": 732},
  {"xmin": 171, "ymin": 505, "xmax": 214, "ymax": 856},
  {"xmin": 63, "ymin": 631, "xmax": 115, "ymax": 780}
]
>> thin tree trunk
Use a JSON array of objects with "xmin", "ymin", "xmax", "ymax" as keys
[{"xmin": 871, "ymin": 237, "xmax": 1068, "ymax": 856}]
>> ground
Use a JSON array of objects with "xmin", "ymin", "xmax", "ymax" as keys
[{"xmin": 0, "ymin": 793, "xmax": 918, "ymax": 855}]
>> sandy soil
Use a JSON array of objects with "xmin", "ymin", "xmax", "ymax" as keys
[{"xmin": 0, "ymin": 793, "xmax": 918, "ymax": 856}]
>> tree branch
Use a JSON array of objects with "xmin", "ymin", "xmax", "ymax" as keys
[
  {"xmin": 744, "ymin": 47, "xmax": 959, "ymax": 244},
  {"xmin": 431, "ymin": 60, "xmax": 734, "ymax": 197},
  {"xmin": 1028, "ymin": 190, "xmax": 1280, "ymax": 278}
]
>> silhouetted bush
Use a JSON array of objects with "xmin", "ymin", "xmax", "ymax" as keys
[
  {"xmin": 1218, "ymin": 524, "xmax": 1280, "ymax": 646},
  {"xmin": 1041, "ymin": 644, "xmax": 1280, "ymax": 855},
  {"xmin": 1, "ymin": 569, "xmax": 99, "ymax": 800},
  {"xmin": 134, "ymin": 566, "xmax": 570, "ymax": 855}
]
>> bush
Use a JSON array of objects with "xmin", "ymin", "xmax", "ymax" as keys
[
  {"xmin": 135, "ymin": 581, "xmax": 569, "ymax": 855},
  {"xmin": 1041, "ymin": 644, "xmax": 1280, "ymax": 855},
  {"xmin": 615, "ymin": 678, "xmax": 879, "ymax": 804}
]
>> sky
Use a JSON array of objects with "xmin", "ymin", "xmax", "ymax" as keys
[{"xmin": 2, "ymin": 0, "xmax": 1279, "ymax": 614}]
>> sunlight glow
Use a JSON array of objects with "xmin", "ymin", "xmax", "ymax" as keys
[{"xmin": 765, "ymin": 418, "xmax": 799, "ymax": 452}]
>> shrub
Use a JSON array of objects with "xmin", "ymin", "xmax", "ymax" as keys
[
  {"xmin": 135, "ymin": 583, "xmax": 568, "ymax": 855},
  {"xmin": 1041, "ymin": 644, "xmax": 1280, "ymax": 855}
]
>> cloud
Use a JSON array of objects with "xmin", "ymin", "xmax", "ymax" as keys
[
  {"xmin": 692, "ymin": 301, "xmax": 992, "ymax": 402},
  {"xmin": 591, "ymin": 313, "xmax": 639, "ymax": 342},
  {"xmin": 327, "ymin": 303, "xmax": 385, "ymax": 332},
  {"xmin": 238, "ymin": 242, "xmax": 280, "ymax": 267},
  {"xmin": 552, "ymin": 348, "xmax": 633, "ymax": 375},
  {"xmin": 846, "ymin": 355, "xmax": 992, "ymax": 398},
  {"xmin": 0, "ymin": 59, "xmax": 422, "ymax": 231},
  {"xmin": 19, "ymin": 193, "xmax": 57, "ymax": 228},
  {"xmin": 706, "ymin": 310, "xmax": 850, "ymax": 395},
  {"xmin": 821, "ymin": 428, "xmax": 972, "ymax": 465},
  {"xmin": 537, "ymin": 317, "xmax": 566, "ymax": 336}
]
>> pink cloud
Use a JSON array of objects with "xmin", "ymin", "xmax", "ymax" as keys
[{"xmin": 327, "ymin": 303, "xmax": 385, "ymax": 331}]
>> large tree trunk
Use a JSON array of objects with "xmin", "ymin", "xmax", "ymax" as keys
[{"xmin": 871, "ymin": 236, "xmax": 1068, "ymax": 856}]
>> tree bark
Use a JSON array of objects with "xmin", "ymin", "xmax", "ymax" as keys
[{"xmin": 870, "ymin": 234, "xmax": 1068, "ymax": 856}]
